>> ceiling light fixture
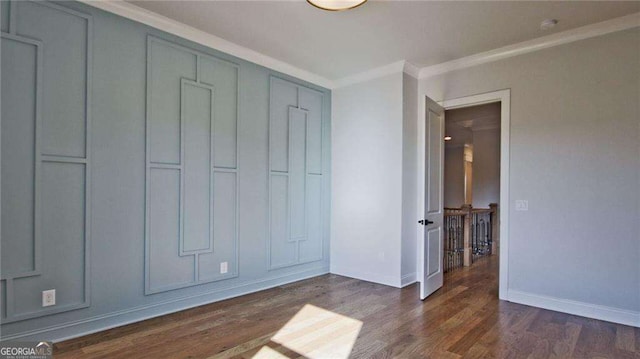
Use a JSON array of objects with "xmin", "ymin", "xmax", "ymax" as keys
[
  {"xmin": 540, "ymin": 19, "xmax": 558, "ymax": 31},
  {"xmin": 444, "ymin": 136, "xmax": 452, "ymax": 141},
  {"xmin": 307, "ymin": 0, "xmax": 367, "ymax": 11}
]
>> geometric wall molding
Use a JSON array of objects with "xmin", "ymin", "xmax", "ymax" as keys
[
  {"xmin": 1, "ymin": 0, "xmax": 92, "ymax": 323},
  {"xmin": 268, "ymin": 76, "xmax": 324, "ymax": 270},
  {"xmin": 145, "ymin": 36, "xmax": 239, "ymax": 295}
]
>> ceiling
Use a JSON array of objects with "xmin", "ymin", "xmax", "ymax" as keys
[
  {"xmin": 445, "ymin": 102, "xmax": 501, "ymax": 148},
  {"xmin": 129, "ymin": 1, "xmax": 639, "ymax": 80}
]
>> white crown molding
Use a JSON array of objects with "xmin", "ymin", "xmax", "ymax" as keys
[
  {"xmin": 332, "ymin": 60, "xmax": 420, "ymax": 88},
  {"xmin": 403, "ymin": 61, "xmax": 420, "ymax": 79},
  {"xmin": 419, "ymin": 12, "xmax": 640, "ymax": 79},
  {"xmin": 333, "ymin": 60, "xmax": 406, "ymax": 88},
  {"xmin": 78, "ymin": 2, "xmax": 638, "ymax": 89},
  {"xmin": 79, "ymin": 0, "xmax": 335, "ymax": 89}
]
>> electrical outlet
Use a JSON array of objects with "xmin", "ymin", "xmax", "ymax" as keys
[
  {"xmin": 515, "ymin": 200, "xmax": 528, "ymax": 211},
  {"xmin": 42, "ymin": 289, "xmax": 56, "ymax": 307},
  {"xmin": 220, "ymin": 261, "xmax": 228, "ymax": 274}
]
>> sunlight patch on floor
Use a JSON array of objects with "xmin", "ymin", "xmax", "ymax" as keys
[
  {"xmin": 253, "ymin": 346, "xmax": 290, "ymax": 358},
  {"xmin": 252, "ymin": 304, "xmax": 363, "ymax": 359}
]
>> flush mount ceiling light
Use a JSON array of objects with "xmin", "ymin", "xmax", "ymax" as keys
[
  {"xmin": 444, "ymin": 136, "xmax": 452, "ymax": 141},
  {"xmin": 307, "ymin": 0, "xmax": 367, "ymax": 11}
]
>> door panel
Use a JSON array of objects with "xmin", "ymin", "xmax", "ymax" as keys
[
  {"xmin": 427, "ymin": 113, "xmax": 442, "ymax": 214},
  {"xmin": 420, "ymin": 97, "xmax": 445, "ymax": 300},
  {"xmin": 427, "ymin": 228, "xmax": 441, "ymax": 276}
]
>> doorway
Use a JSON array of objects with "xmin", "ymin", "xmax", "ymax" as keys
[{"xmin": 418, "ymin": 89, "xmax": 510, "ymax": 301}]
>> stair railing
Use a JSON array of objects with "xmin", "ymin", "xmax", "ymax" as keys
[{"xmin": 443, "ymin": 203, "xmax": 498, "ymax": 271}]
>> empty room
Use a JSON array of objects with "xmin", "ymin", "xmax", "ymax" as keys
[{"xmin": 0, "ymin": 0, "xmax": 639, "ymax": 358}]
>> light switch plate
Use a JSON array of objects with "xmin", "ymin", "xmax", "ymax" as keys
[
  {"xmin": 515, "ymin": 200, "xmax": 528, "ymax": 211},
  {"xmin": 220, "ymin": 262, "xmax": 228, "ymax": 274}
]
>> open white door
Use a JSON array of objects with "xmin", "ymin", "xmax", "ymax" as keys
[{"xmin": 419, "ymin": 97, "xmax": 445, "ymax": 300}]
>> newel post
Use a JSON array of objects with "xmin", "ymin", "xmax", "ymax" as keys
[
  {"xmin": 462, "ymin": 204, "xmax": 472, "ymax": 266},
  {"xmin": 489, "ymin": 203, "xmax": 499, "ymax": 254}
]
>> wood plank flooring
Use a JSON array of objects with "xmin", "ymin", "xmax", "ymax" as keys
[{"xmin": 54, "ymin": 256, "xmax": 639, "ymax": 358}]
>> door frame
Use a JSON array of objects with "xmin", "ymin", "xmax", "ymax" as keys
[{"xmin": 417, "ymin": 89, "xmax": 510, "ymax": 300}]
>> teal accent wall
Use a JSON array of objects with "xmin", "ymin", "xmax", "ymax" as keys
[{"xmin": 0, "ymin": 0, "xmax": 331, "ymax": 341}]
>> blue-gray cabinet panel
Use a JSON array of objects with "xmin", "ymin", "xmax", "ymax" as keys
[
  {"xmin": 300, "ymin": 175, "xmax": 323, "ymax": 262},
  {"xmin": 1, "ymin": 1, "xmax": 91, "ymax": 323},
  {"xmin": 269, "ymin": 174, "xmax": 297, "ymax": 267},
  {"xmin": 198, "ymin": 171, "xmax": 238, "ymax": 281},
  {"xmin": 0, "ymin": 281, "xmax": 6, "ymax": 320},
  {"xmin": 145, "ymin": 37, "xmax": 239, "ymax": 294},
  {"xmin": 199, "ymin": 57, "xmax": 238, "ymax": 169},
  {"xmin": 1, "ymin": 0, "xmax": 328, "ymax": 338},
  {"xmin": 182, "ymin": 81, "xmax": 214, "ymax": 254},
  {"xmin": 1, "ymin": 36, "xmax": 38, "ymax": 277},
  {"xmin": 0, "ymin": 1, "xmax": 9, "ymax": 33},
  {"xmin": 268, "ymin": 77, "xmax": 324, "ymax": 270},
  {"xmin": 269, "ymin": 79, "xmax": 297, "ymax": 173},
  {"xmin": 13, "ymin": 162, "xmax": 87, "ymax": 317},
  {"xmin": 16, "ymin": 1, "xmax": 88, "ymax": 158},
  {"xmin": 148, "ymin": 168, "xmax": 195, "ymax": 291},
  {"xmin": 300, "ymin": 89, "xmax": 323, "ymax": 175},
  {"xmin": 289, "ymin": 108, "xmax": 307, "ymax": 240},
  {"xmin": 148, "ymin": 39, "xmax": 196, "ymax": 165}
]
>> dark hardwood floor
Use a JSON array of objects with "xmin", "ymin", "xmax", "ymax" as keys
[{"xmin": 55, "ymin": 255, "xmax": 639, "ymax": 358}]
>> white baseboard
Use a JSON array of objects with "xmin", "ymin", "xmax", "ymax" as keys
[
  {"xmin": 330, "ymin": 265, "xmax": 401, "ymax": 288},
  {"xmin": 401, "ymin": 272, "xmax": 417, "ymax": 287},
  {"xmin": 507, "ymin": 289, "xmax": 640, "ymax": 327},
  {"xmin": 1, "ymin": 266, "xmax": 329, "ymax": 342}
]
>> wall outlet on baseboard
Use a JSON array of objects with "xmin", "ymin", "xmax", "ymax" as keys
[
  {"xmin": 42, "ymin": 289, "xmax": 56, "ymax": 307},
  {"xmin": 220, "ymin": 262, "xmax": 228, "ymax": 274}
]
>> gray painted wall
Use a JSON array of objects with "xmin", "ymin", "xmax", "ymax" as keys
[
  {"xmin": 472, "ymin": 129, "xmax": 500, "ymax": 208},
  {"xmin": 444, "ymin": 146, "xmax": 465, "ymax": 208},
  {"xmin": 0, "ymin": 0, "xmax": 331, "ymax": 341},
  {"xmin": 420, "ymin": 28, "xmax": 640, "ymax": 314}
]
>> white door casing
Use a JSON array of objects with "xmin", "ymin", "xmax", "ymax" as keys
[{"xmin": 440, "ymin": 89, "xmax": 510, "ymax": 301}]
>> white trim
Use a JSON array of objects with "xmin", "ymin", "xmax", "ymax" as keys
[
  {"xmin": 403, "ymin": 62, "xmax": 420, "ymax": 79},
  {"xmin": 401, "ymin": 272, "xmax": 417, "ymax": 287},
  {"xmin": 330, "ymin": 265, "xmax": 401, "ymax": 288},
  {"xmin": 79, "ymin": 2, "xmax": 637, "ymax": 89},
  {"xmin": 419, "ymin": 12, "xmax": 640, "ymax": 79},
  {"xmin": 79, "ymin": 0, "xmax": 334, "ymax": 89},
  {"xmin": 417, "ymin": 89, "xmax": 510, "ymax": 300},
  {"xmin": 508, "ymin": 290, "xmax": 640, "ymax": 328},
  {"xmin": 333, "ymin": 60, "xmax": 406, "ymax": 88}
]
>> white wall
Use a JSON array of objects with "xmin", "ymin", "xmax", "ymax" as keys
[
  {"xmin": 331, "ymin": 73, "xmax": 404, "ymax": 287},
  {"xmin": 420, "ymin": 28, "xmax": 640, "ymax": 321},
  {"xmin": 401, "ymin": 73, "xmax": 418, "ymax": 286},
  {"xmin": 444, "ymin": 146, "xmax": 465, "ymax": 207},
  {"xmin": 472, "ymin": 129, "xmax": 500, "ymax": 208}
]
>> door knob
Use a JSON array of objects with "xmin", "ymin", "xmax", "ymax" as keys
[{"xmin": 418, "ymin": 219, "xmax": 434, "ymax": 226}]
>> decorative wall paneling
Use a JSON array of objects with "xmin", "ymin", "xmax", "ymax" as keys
[
  {"xmin": 0, "ymin": 1, "xmax": 92, "ymax": 323},
  {"xmin": 145, "ymin": 36, "xmax": 240, "ymax": 295},
  {"xmin": 1, "ymin": 1, "xmax": 329, "ymax": 339},
  {"xmin": 268, "ymin": 77, "xmax": 324, "ymax": 270}
]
